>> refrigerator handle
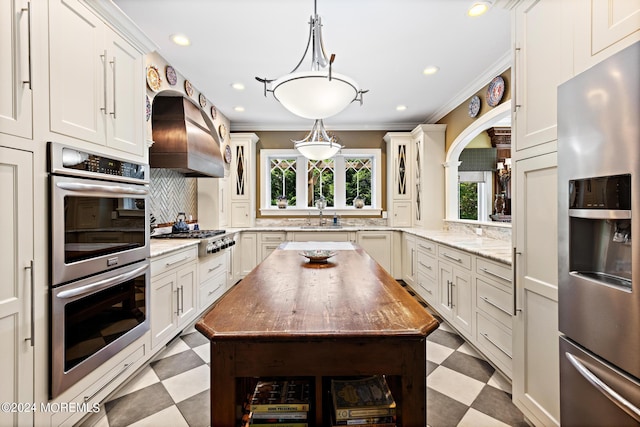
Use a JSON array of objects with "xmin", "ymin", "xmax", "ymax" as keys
[{"xmin": 565, "ymin": 352, "xmax": 640, "ymax": 423}]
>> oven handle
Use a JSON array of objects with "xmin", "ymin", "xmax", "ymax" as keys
[
  {"xmin": 56, "ymin": 181, "xmax": 148, "ymax": 196},
  {"xmin": 565, "ymin": 352, "xmax": 640, "ymax": 423},
  {"xmin": 56, "ymin": 264, "xmax": 148, "ymax": 299}
]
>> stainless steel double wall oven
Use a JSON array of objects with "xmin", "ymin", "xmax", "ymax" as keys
[{"xmin": 49, "ymin": 142, "xmax": 150, "ymax": 398}]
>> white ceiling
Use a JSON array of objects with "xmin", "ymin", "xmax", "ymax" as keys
[{"xmin": 113, "ymin": 0, "xmax": 512, "ymax": 131}]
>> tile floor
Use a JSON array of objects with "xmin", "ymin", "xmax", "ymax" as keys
[{"xmin": 80, "ymin": 287, "xmax": 527, "ymax": 427}]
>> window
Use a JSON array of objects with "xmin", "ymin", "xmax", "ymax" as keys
[
  {"xmin": 261, "ymin": 149, "xmax": 382, "ymax": 215},
  {"xmin": 458, "ymin": 171, "xmax": 493, "ymax": 222}
]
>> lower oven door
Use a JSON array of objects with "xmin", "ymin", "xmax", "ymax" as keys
[{"xmin": 50, "ymin": 260, "xmax": 149, "ymax": 398}]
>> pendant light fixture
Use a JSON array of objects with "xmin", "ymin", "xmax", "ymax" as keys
[
  {"xmin": 256, "ymin": 0, "xmax": 367, "ymax": 120},
  {"xmin": 293, "ymin": 119, "xmax": 342, "ymax": 160}
]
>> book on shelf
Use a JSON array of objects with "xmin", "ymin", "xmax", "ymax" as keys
[
  {"xmin": 250, "ymin": 379, "xmax": 311, "ymax": 413},
  {"xmin": 331, "ymin": 414, "xmax": 396, "ymax": 426},
  {"xmin": 330, "ymin": 375, "xmax": 397, "ymax": 421},
  {"xmin": 251, "ymin": 411, "xmax": 308, "ymax": 420}
]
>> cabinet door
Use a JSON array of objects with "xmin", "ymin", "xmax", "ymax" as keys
[
  {"xmin": 176, "ymin": 264, "xmax": 197, "ymax": 327},
  {"xmin": 0, "ymin": 0, "xmax": 32, "ymax": 139},
  {"xmin": 401, "ymin": 233, "xmax": 416, "ymax": 286},
  {"xmin": 49, "ymin": 0, "xmax": 107, "ymax": 145},
  {"xmin": 230, "ymin": 202, "xmax": 251, "ymax": 227},
  {"xmin": 512, "ymin": 152, "xmax": 560, "ymax": 426},
  {"xmin": 150, "ymin": 273, "xmax": 177, "ymax": 349},
  {"xmin": 391, "ymin": 201, "xmax": 412, "ymax": 227},
  {"xmin": 105, "ymin": 29, "xmax": 143, "ymax": 156},
  {"xmin": 0, "ymin": 147, "xmax": 33, "ymax": 427},
  {"xmin": 437, "ymin": 262, "xmax": 454, "ymax": 319},
  {"xmin": 235, "ymin": 232, "xmax": 258, "ymax": 279},
  {"xmin": 451, "ymin": 268, "xmax": 472, "ymax": 338},
  {"xmin": 513, "ymin": 0, "xmax": 572, "ymax": 153},
  {"xmin": 356, "ymin": 232, "xmax": 392, "ymax": 273}
]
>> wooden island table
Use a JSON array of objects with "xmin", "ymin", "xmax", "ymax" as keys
[{"xmin": 195, "ymin": 242, "xmax": 439, "ymax": 427}]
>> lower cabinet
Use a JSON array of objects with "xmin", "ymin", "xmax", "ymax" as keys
[
  {"xmin": 199, "ymin": 250, "xmax": 229, "ymax": 310},
  {"xmin": 260, "ymin": 232, "xmax": 286, "ymax": 262},
  {"xmin": 437, "ymin": 245, "xmax": 473, "ymax": 339},
  {"xmin": 356, "ymin": 231, "xmax": 392, "ymax": 273},
  {"xmin": 150, "ymin": 246, "xmax": 198, "ymax": 349},
  {"xmin": 234, "ymin": 232, "xmax": 258, "ymax": 280},
  {"xmin": 401, "ymin": 233, "xmax": 417, "ymax": 286}
]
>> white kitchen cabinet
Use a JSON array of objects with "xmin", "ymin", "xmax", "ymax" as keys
[
  {"xmin": 0, "ymin": 146, "xmax": 34, "ymax": 427},
  {"xmin": 384, "ymin": 132, "xmax": 412, "ymax": 226},
  {"xmin": 199, "ymin": 250, "xmax": 228, "ymax": 310},
  {"xmin": 260, "ymin": 232, "xmax": 286, "ymax": 262},
  {"xmin": 401, "ymin": 232, "xmax": 416, "ymax": 286},
  {"xmin": 574, "ymin": 0, "xmax": 640, "ymax": 74},
  {"xmin": 150, "ymin": 246, "xmax": 198, "ymax": 349},
  {"xmin": 49, "ymin": 0, "xmax": 144, "ymax": 158},
  {"xmin": 356, "ymin": 231, "xmax": 392, "ymax": 274},
  {"xmin": 0, "ymin": 0, "xmax": 32, "ymax": 139},
  {"xmin": 229, "ymin": 133, "xmax": 259, "ymax": 227},
  {"xmin": 234, "ymin": 232, "xmax": 258, "ymax": 280},
  {"xmin": 291, "ymin": 231, "xmax": 353, "ymax": 242},
  {"xmin": 437, "ymin": 246, "xmax": 473, "ymax": 339},
  {"xmin": 512, "ymin": 0, "xmax": 572, "ymax": 154},
  {"xmin": 512, "ymin": 152, "xmax": 560, "ymax": 426},
  {"xmin": 414, "ymin": 238, "xmax": 437, "ymax": 306}
]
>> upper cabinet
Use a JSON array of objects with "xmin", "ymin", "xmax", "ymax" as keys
[
  {"xmin": 384, "ymin": 132, "xmax": 413, "ymax": 227},
  {"xmin": 574, "ymin": 0, "xmax": 640, "ymax": 74},
  {"xmin": 229, "ymin": 133, "xmax": 259, "ymax": 227},
  {"xmin": 0, "ymin": 0, "xmax": 33, "ymax": 139},
  {"xmin": 512, "ymin": 0, "xmax": 573, "ymax": 154},
  {"xmin": 49, "ymin": 0, "xmax": 144, "ymax": 158}
]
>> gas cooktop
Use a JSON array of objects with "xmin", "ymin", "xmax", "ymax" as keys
[{"xmin": 151, "ymin": 230, "xmax": 226, "ymax": 239}]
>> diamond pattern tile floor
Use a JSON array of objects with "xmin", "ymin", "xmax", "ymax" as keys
[{"xmin": 79, "ymin": 285, "xmax": 527, "ymax": 427}]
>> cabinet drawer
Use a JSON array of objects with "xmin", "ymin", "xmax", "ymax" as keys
[
  {"xmin": 476, "ymin": 257, "xmax": 512, "ymax": 288},
  {"xmin": 416, "ymin": 271, "xmax": 437, "ymax": 303},
  {"xmin": 261, "ymin": 232, "xmax": 286, "ymax": 243},
  {"xmin": 476, "ymin": 278, "xmax": 513, "ymax": 329},
  {"xmin": 416, "ymin": 250, "xmax": 437, "ymax": 280},
  {"xmin": 151, "ymin": 246, "xmax": 198, "ymax": 277},
  {"xmin": 199, "ymin": 252, "xmax": 227, "ymax": 283},
  {"xmin": 438, "ymin": 245, "xmax": 471, "ymax": 270},
  {"xmin": 200, "ymin": 271, "xmax": 227, "ymax": 310},
  {"xmin": 476, "ymin": 312, "xmax": 512, "ymax": 373},
  {"xmin": 416, "ymin": 238, "xmax": 436, "ymax": 255}
]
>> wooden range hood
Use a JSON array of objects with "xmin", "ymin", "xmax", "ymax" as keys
[{"xmin": 150, "ymin": 96, "xmax": 224, "ymax": 178}]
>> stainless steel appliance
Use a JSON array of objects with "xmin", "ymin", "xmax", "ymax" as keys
[
  {"xmin": 49, "ymin": 142, "xmax": 151, "ymax": 398},
  {"xmin": 151, "ymin": 229, "xmax": 235, "ymax": 257},
  {"xmin": 558, "ymin": 41, "xmax": 640, "ymax": 425}
]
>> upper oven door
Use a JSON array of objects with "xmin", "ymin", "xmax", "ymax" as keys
[{"xmin": 51, "ymin": 174, "xmax": 150, "ymax": 286}]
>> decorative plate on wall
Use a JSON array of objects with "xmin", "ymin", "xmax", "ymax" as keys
[
  {"xmin": 218, "ymin": 123, "xmax": 227, "ymax": 141},
  {"xmin": 211, "ymin": 105, "xmax": 217, "ymax": 120},
  {"xmin": 184, "ymin": 80, "xmax": 194, "ymax": 97},
  {"xmin": 165, "ymin": 65, "xmax": 177, "ymax": 86},
  {"xmin": 199, "ymin": 93, "xmax": 207, "ymax": 108},
  {"xmin": 146, "ymin": 66, "xmax": 161, "ymax": 92},
  {"xmin": 224, "ymin": 144, "xmax": 232, "ymax": 163},
  {"xmin": 145, "ymin": 95, "xmax": 151, "ymax": 121},
  {"xmin": 468, "ymin": 95, "xmax": 481, "ymax": 118},
  {"xmin": 486, "ymin": 76, "xmax": 505, "ymax": 107}
]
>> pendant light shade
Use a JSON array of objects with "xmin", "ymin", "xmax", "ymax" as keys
[
  {"xmin": 256, "ymin": 0, "xmax": 367, "ymax": 120},
  {"xmin": 293, "ymin": 119, "xmax": 342, "ymax": 160}
]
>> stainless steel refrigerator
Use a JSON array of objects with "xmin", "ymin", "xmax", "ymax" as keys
[{"xmin": 558, "ymin": 41, "xmax": 640, "ymax": 426}]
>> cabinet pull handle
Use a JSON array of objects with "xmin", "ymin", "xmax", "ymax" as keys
[
  {"xmin": 513, "ymin": 247, "xmax": 522, "ymax": 315},
  {"xmin": 565, "ymin": 352, "xmax": 640, "ymax": 422},
  {"xmin": 208, "ymin": 263, "xmax": 222, "ymax": 272},
  {"xmin": 109, "ymin": 57, "xmax": 116, "ymax": 118},
  {"xmin": 479, "ymin": 267, "xmax": 511, "ymax": 283},
  {"xmin": 481, "ymin": 333, "xmax": 512, "ymax": 358},
  {"xmin": 450, "ymin": 282, "xmax": 455, "ymax": 308},
  {"xmin": 100, "ymin": 50, "xmax": 108, "ymax": 114},
  {"xmin": 513, "ymin": 46, "xmax": 521, "ymax": 113},
  {"xmin": 480, "ymin": 296, "xmax": 512, "ymax": 316},
  {"xmin": 418, "ymin": 261, "xmax": 432, "ymax": 270},
  {"xmin": 262, "ymin": 237, "xmax": 283, "ymax": 241},
  {"xmin": 447, "ymin": 280, "xmax": 451, "ymax": 308},
  {"xmin": 361, "ymin": 235, "xmax": 385, "ymax": 239},
  {"xmin": 426, "ymin": 289, "xmax": 432, "ymax": 295},
  {"xmin": 180, "ymin": 286, "xmax": 184, "ymax": 314},
  {"xmin": 443, "ymin": 253, "xmax": 462, "ymax": 263},
  {"xmin": 24, "ymin": 260, "xmax": 35, "ymax": 346},
  {"xmin": 411, "ymin": 248, "xmax": 414, "ymax": 276},
  {"xmin": 20, "ymin": 2, "xmax": 32, "ymax": 89},
  {"xmin": 418, "ymin": 244, "xmax": 433, "ymax": 251},
  {"xmin": 166, "ymin": 256, "xmax": 189, "ymax": 267}
]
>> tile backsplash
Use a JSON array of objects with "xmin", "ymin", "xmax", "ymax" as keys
[{"xmin": 149, "ymin": 169, "xmax": 198, "ymax": 225}]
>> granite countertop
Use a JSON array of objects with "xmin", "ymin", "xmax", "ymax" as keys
[{"xmin": 150, "ymin": 226, "xmax": 512, "ymax": 265}]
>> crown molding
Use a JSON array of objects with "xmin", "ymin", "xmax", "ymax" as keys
[{"xmin": 229, "ymin": 122, "xmax": 417, "ymax": 132}]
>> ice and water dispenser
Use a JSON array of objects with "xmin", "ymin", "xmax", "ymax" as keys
[{"xmin": 568, "ymin": 174, "xmax": 632, "ymax": 290}]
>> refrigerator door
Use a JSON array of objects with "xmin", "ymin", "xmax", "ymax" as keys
[{"xmin": 560, "ymin": 337, "xmax": 640, "ymax": 427}]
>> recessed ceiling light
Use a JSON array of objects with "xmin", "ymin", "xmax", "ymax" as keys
[
  {"xmin": 170, "ymin": 33, "xmax": 191, "ymax": 46},
  {"xmin": 231, "ymin": 82, "xmax": 245, "ymax": 91},
  {"xmin": 468, "ymin": 1, "xmax": 491, "ymax": 17},
  {"xmin": 396, "ymin": 105, "xmax": 407, "ymax": 111},
  {"xmin": 234, "ymin": 106, "xmax": 245, "ymax": 112},
  {"xmin": 423, "ymin": 66, "xmax": 440, "ymax": 75}
]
